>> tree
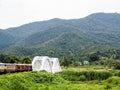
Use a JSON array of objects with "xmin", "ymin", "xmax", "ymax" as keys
[
  {"xmin": 88, "ymin": 52, "xmax": 99, "ymax": 63},
  {"xmin": 7, "ymin": 55, "xmax": 19, "ymax": 63},
  {"xmin": 21, "ymin": 56, "xmax": 32, "ymax": 64},
  {"xmin": 0, "ymin": 54, "xmax": 8, "ymax": 63},
  {"xmin": 60, "ymin": 56, "xmax": 70, "ymax": 67}
]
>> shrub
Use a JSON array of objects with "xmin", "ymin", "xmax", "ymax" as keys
[
  {"xmin": 104, "ymin": 84, "xmax": 112, "ymax": 89},
  {"xmin": 79, "ymin": 75, "xmax": 86, "ymax": 81},
  {"xmin": 113, "ymin": 61, "xmax": 120, "ymax": 69},
  {"xmin": 114, "ymin": 71, "xmax": 120, "ymax": 77},
  {"xmin": 107, "ymin": 77, "xmax": 120, "ymax": 85},
  {"xmin": 0, "ymin": 71, "xmax": 66, "ymax": 90},
  {"xmin": 60, "ymin": 70, "xmax": 112, "ymax": 81}
]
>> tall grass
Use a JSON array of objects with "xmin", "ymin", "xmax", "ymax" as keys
[
  {"xmin": 0, "ymin": 71, "xmax": 65, "ymax": 90},
  {"xmin": 0, "ymin": 70, "xmax": 119, "ymax": 90},
  {"xmin": 60, "ymin": 70, "xmax": 112, "ymax": 81}
]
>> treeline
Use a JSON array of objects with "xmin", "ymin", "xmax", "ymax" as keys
[
  {"xmin": 0, "ymin": 54, "xmax": 32, "ymax": 64},
  {"xmin": 59, "ymin": 49, "xmax": 120, "ymax": 69},
  {"xmin": 88, "ymin": 49, "xmax": 120, "ymax": 69},
  {"xmin": 1, "ymin": 48, "xmax": 120, "ymax": 69}
]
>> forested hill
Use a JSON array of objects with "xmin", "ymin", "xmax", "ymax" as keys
[{"xmin": 1, "ymin": 12, "xmax": 120, "ymax": 58}]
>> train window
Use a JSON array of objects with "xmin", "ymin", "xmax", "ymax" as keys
[
  {"xmin": 0, "ymin": 65, "xmax": 6, "ymax": 69},
  {"xmin": 6, "ymin": 65, "xmax": 15, "ymax": 69},
  {"xmin": 22, "ymin": 66, "xmax": 24, "ymax": 69},
  {"xmin": 17, "ymin": 66, "xmax": 20, "ymax": 69}
]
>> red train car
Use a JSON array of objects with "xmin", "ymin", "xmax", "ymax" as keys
[
  {"xmin": 0, "ymin": 63, "xmax": 32, "ymax": 73},
  {"xmin": 15, "ymin": 64, "xmax": 32, "ymax": 72}
]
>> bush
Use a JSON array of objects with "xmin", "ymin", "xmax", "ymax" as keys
[
  {"xmin": 0, "ymin": 71, "xmax": 65, "ymax": 90},
  {"xmin": 114, "ymin": 71, "xmax": 120, "ymax": 77},
  {"xmin": 113, "ymin": 61, "xmax": 120, "ymax": 69},
  {"xmin": 104, "ymin": 84, "xmax": 112, "ymax": 89},
  {"xmin": 79, "ymin": 75, "xmax": 86, "ymax": 81},
  {"xmin": 107, "ymin": 77, "xmax": 120, "ymax": 85},
  {"xmin": 60, "ymin": 70, "xmax": 112, "ymax": 81}
]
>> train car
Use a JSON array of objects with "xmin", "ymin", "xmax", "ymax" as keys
[
  {"xmin": 5, "ymin": 63, "xmax": 16, "ymax": 73},
  {"xmin": 0, "ymin": 63, "xmax": 5, "ymax": 73},
  {"xmin": 0, "ymin": 63, "xmax": 32, "ymax": 74},
  {"xmin": 24, "ymin": 64, "xmax": 32, "ymax": 71},
  {"xmin": 15, "ymin": 64, "xmax": 24, "ymax": 72},
  {"xmin": 15, "ymin": 64, "xmax": 32, "ymax": 72}
]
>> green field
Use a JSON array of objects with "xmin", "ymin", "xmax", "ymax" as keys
[{"xmin": 0, "ymin": 65, "xmax": 120, "ymax": 90}]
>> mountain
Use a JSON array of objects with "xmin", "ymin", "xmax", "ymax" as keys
[
  {"xmin": 1, "ymin": 12, "xmax": 120, "ymax": 57},
  {"xmin": 68, "ymin": 13, "xmax": 120, "ymax": 32},
  {"xmin": 15, "ymin": 25, "xmax": 80, "ymax": 47},
  {"xmin": 0, "ymin": 31, "xmax": 17, "ymax": 50},
  {"xmin": 4, "ymin": 18, "xmax": 67, "ymax": 38}
]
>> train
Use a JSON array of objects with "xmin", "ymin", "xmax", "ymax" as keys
[{"xmin": 0, "ymin": 63, "xmax": 32, "ymax": 73}]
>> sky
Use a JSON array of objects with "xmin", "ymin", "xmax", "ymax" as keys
[{"xmin": 0, "ymin": 0, "xmax": 120, "ymax": 29}]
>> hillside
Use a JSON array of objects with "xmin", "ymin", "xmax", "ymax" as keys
[
  {"xmin": 1, "ymin": 12, "xmax": 120, "ymax": 57},
  {"xmin": 4, "ymin": 18, "xmax": 67, "ymax": 38},
  {"xmin": 0, "ymin": 31, "xmax": 17, "ymax": 50}
]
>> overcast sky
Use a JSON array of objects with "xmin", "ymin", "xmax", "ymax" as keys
[{"xmin": 0, "ymin": 0, "xmax": 120, "ymax": 29}]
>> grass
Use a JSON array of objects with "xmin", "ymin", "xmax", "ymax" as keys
[
  {"xmin": 0, "ymin": 65, "xmax": 120, "ymax": 90},
  {"xmin": 63, "ymin": 65, "xmax": 107, "ymax": 72}
]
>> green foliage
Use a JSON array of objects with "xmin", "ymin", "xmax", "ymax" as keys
[
  {"xmin": 0, "ymin": 71, "xmax": 66, "ymax": 90},
  {"xmin": 0, "ymin": 31, "xmax": 17, "ymax": 50},
  {"xmin": 107, "ymin": 76, "xmax": 120, "ymax": 85},
  {"xmin": 1, "ymin": 69, "xmax": 120, "ymax": 90},
  {"xmin": 79, "ymin": 75, "xmax": 86, "ymax": 81},
  {"xmin": 60, "ymin": 70, "xmax": 112, "ymax": 81},
  {"xmin": 99, "ymin": 58, "xmax": 120, "ymax": 70},
  {"xmin": 24, "ymin": 72, "xmax": 64, "ymax": 84},
  {"xmin": 0, "ymin": 54, "xmax": 32, "ymax": 64},
  {"xmin": 20, "ymin": 56, "xmax": 32, "ymax": 64},
  {"xmin": 88, "ymin": 52, "xmax": 99, "ymax": 63},
  {"xmin": 0, "ymin": 54, "xmax": 8, "ymax": 63},
  {"xmin": 7, "ymin": 55, "xmax": 19, "ymax": 63},
  {"xmin": 104, "ymin": 84, "xmax": 112, "ymax": 89},
  {"xmin": 112, "ymin": 61, "xmax": 120, "ymax": 69},
  {"xmin": 60, "ymin": 56, "xmax": 72, "ymax": 67},
  {"xmin": 114, "ymin": 71, "xmax": 120, "ymax": 76}
]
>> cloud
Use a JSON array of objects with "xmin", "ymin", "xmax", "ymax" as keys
[
  {"xmin": 0, "ymin": 0, "xmax": 120, "ymax": 29},
  {"xmin": 0, "ymin": 0, "xmax": 3, "ymax": 7}
]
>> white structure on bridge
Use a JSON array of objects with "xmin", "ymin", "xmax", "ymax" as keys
[{"xmin": 32, "ymin": 56, "xmax": 62, "ymax": 73}]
